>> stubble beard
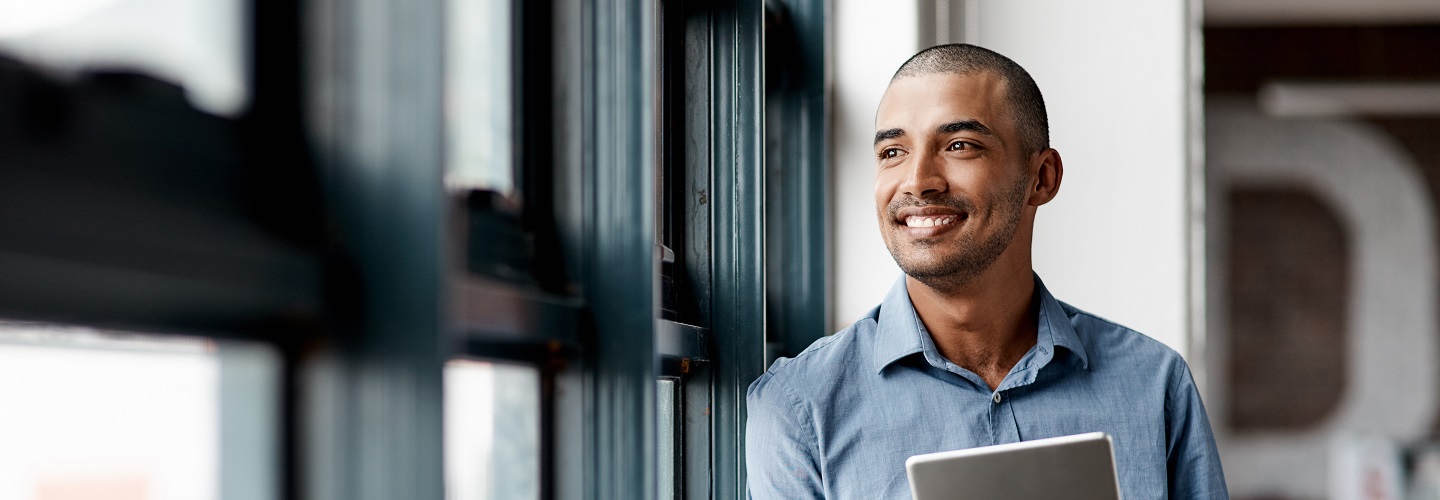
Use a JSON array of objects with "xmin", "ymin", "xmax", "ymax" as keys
[{"xmin": 884, "ymin": 177, "xmax": 1029, "ymax": 293}]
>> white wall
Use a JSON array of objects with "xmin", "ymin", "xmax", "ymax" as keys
[
  {"xmin": 831, "ymin": 0, "xmax": 1200, "ymax": 358},
  {"xmin": 831, "ymin": 0, "xmax": 916, "ymax": 333},
  {"xmin": 979, "ymin": 0, "xmax": 1196, "ymax": 356}
]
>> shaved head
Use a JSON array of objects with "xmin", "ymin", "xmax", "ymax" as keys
[{"xmin": 892, "ymin": 44, "xmax": 1049, "ymax": 155}]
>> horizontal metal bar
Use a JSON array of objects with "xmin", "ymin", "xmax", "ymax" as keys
[
  {"xmin": 0, "ymin": 63, "xmax": 324, "ymax": 338},
  {"xmin": 454, "ymin": 275, "xmax": 583, "ymax": 355},
  {"xmin": 656, "ymin": 318, "xmax": 708, "ymax": 362},
  {"xmin": 456, "ymin": 337, "xmax": 572, "ymax": 365}
]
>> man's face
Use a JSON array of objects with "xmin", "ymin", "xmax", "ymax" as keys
[{"xmin": 873, "ymin": 71, "xmax": 1033, "ymax": 290}]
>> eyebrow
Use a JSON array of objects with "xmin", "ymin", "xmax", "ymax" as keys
[
  {"xmin": 873, "ymin": 120, "xmax": 997, "ymax": 146},
  {"xmin": 874, "ymin": 128, "xmax": 904, "ymax": 146},
  {"xmin": 937, "ymin": 119, "xmax": 995, "ymax": 137}
]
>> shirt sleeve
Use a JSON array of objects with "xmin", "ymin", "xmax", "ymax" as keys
[
  {"xmin": 745, "ymin": 371, "xmax": 825, "ymax": 499},
  {"xmin": 1166, "ymin": 362, "xmax": 1230, "ymax": 499}
]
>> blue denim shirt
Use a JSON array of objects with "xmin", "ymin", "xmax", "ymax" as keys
[{"xmin": 745, "ymin": 275, "xmax": 1227, "ymax": 499}]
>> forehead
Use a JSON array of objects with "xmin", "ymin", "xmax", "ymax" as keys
[{"xmin": 875, "ymin": 72, "xmax": 1012, "ymax": 137}]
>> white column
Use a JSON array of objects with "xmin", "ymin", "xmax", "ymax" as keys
[
  {"xmin": 830, "ymin": 0, "xmax": 917, "ymax": 332},
  {"xmin": 977, "ymin": 0, "xmax": 1198, "ymax": 357}
]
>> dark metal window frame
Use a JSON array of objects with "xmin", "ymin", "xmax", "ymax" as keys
[{"xmin": 0, "ymin": 0, "xmax": 828, "ymax": 498}]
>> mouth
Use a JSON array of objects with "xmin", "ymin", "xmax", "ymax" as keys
[
  {"xmin": 894, "ymin": 207, "xmax": 967, "ymax": 237},
  {"xmin": 902, "ymin": 215, "xmax": 961, "ymax": 228}
]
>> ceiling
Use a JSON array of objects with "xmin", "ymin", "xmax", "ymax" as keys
[{"xmin": 1206, "ymin": 0, "xmax": 1440, "ymax": 26}]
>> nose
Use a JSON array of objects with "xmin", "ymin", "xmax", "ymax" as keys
[{"xmin": 899, "ymin": 150, "xmax": 947, "ymax": 198}]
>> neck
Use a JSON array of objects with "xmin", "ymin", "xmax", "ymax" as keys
[{"xmin": 906, "ymin": 253, "xmax": 1038, "ymax": 390}]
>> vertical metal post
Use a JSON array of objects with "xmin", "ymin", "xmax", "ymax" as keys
[
  {"xmin": 301, "ymin": 0, "xmax": 448, "ymax": 495},
  {"xmin": 765, "ymin": 0, "xmax": 832, "ymax": 362},
  {"xmin": 710, "ymin": 1, "xmax": 767, "ymax": 497},
  {"xmin": 579, "ymin": 0, "xmax": 660, "ymax": 498}
]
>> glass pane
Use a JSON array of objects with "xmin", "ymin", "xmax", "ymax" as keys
[
  {"xmin": 0, "ymin": 0, "xmax": 247, "ymax": 115},
  {"xmin": 0, "ymin": 323, "xmax": 279, "ymax": 500},
  {"xmin": 657, "ymin": 378, "xmax": 680, "ymax": 500},
  {"xmin": 444, "ymin": 360, "xmax": 539, "ymax": 500},
  {"xmin": 444, "ymin": 0, "xmax": 512, "ymax": 193}
]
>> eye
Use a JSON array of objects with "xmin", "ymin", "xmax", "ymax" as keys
[
  {"xmin": 878, "ymin": 147, "xmax": 904, "ymax": 160},
  {"xmin": 946, "ymin": 140, "xmax": 973, "ymax": 152}
]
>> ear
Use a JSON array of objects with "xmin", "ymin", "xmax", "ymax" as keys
[{"xmin": 1026, "ymin": 148, "xmax": 1063, "ymax": 207}]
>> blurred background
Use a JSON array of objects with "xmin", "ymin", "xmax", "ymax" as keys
[{"xmin": 0, "ymin": 0, "xmax": 1437, "ymax": 499}]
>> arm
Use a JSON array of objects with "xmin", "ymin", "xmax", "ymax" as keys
[
  {"xmin": 1166, "ymin": 363, "xmax": 1229, "ymax": 499},
  {"xmin": 745, "ymin": 372, "xmax": 824, "ymax": 499}
]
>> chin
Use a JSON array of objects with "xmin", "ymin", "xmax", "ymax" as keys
[
  {"xmin": 893, "ymin": 253, "xmax": 961, "ymax": 278},
  {"xmin": 905, "ymin": 268, "xmax": 982, "ymax": 293}
]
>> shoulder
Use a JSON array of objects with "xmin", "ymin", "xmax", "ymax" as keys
[
  {"xmin": 1058, "ymin": 301, "xmax": 1192, "ymax": 377},
  {"xmin": 747, "ymin": 309, "xmax": 879, "ymax": 405}
]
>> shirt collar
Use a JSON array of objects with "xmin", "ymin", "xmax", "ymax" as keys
[
  {"xmin": 1037, "ymin": 276, "xmax": 1090, "ymax": 370},
  {"xmin": 871, "ymin": 273, "xmax": 1090, "ymax": 375},
  {"xmin": 871, "ymin": 276, "xmax": 927, "ymax": 374}
]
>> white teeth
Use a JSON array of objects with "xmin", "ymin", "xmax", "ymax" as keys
[{"xmin": 905, "ymin": 216, "xmax": 957, "ymax": 227}]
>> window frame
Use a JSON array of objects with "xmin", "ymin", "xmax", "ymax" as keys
[{"xmin": 0, "ymin": 0, "xmax": 829, "ymax": 497}]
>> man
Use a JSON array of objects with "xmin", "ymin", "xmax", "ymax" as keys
[{"xmin": 745, "ymin": 44, "xmax": 1227, "ymax": 499}]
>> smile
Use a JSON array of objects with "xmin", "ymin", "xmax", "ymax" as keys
[{"xmin": 904, "ymin": 215, "xmax": 959, "ymax": 228}]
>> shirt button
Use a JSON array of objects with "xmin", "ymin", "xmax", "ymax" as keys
[{"xmin": 992, "ymin": 392, "xmax": 1003, "ymax": 404}]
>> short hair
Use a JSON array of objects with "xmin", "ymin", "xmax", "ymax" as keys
[{"xmin": 892, "ymin": 44, "xmax": 1049, "ymax": 155}]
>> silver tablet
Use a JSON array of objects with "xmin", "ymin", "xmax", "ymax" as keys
[{"xmin": 906, "ymin": 432, "xmax": 1122, "ymax": 500}]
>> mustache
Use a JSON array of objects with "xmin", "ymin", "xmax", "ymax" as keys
[{"xmin": 886, "ymin": 194, "xmax": 975, "ymax": 221}]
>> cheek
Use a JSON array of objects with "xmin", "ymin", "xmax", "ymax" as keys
[{"xmin": 873, "ymin": 170, "xmax": 901, "ymax": 209}]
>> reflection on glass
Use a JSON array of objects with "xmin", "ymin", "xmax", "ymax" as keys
[
  {"xmin": 0, "ymin": 323, "xmax": 278, "ymax": 500},
  {"xmin": 444, "ymin": 360, "xmax": 539, "ymax": 500},
  {"xmin": 444, "ymin": 0, "xmax": 512, "ymax": 193},
  {"xmin": 0, "ymin": 0, "xmax": 246, "ymax": 115},
  {"xmin": 657, "ymin": 378, "xmax": 680, "ymax": 500}
]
